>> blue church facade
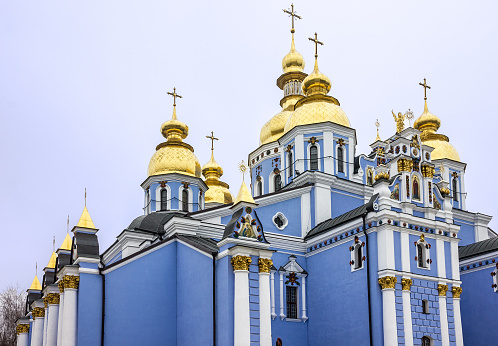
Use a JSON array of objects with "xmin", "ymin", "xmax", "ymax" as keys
[{"xmin": 16, "ymin": 6, "xmax": 496, "ymax": 346}]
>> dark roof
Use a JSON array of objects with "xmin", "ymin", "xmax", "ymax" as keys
[
  {"xmin": 127, "ymin": 211, "xmax": 188, "ymax": 234},
  {"xmin": 459, "ymin": 237, "xmax": 498, "ymax": 260},
  {"xmin": 305, "ymin": 193, "xmax": 378, "ymax": 240}
]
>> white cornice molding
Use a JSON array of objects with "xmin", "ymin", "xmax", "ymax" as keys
[
  {"xmin": 379, "ymin": 269, "xmax": 461, "ymax": 285},
  {"xmin": 278, "ymin": 122, "xmax": 357, "ymax": 146},
  {"xmin": 141, "ymin": 173, "xmax": 208, "ymax": 191}
]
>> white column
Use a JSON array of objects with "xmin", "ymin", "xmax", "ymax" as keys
[
  {"xmin": 18, "ymin": 332, "xmax": 29, "ymax": 346},
  {"xmin": 31, "ymin": 315, "xmax": 44, "ymax": 346},
  {"xmin": 323, "ymin": 132, "xmax": 334, "ymax": 174},
  {"xmin": 270, "ymin": 272, "xmax": 276, "ymax": 320},
  {"xmin": 46, "ymin": 302, "xmax": 59, "ymax": 346},
  {"xmin": 301, "ymin": 276, "xmax": 307, "ymax": 321},
  {"xmin": 401, "ymin": 279, "xmax": 413, "ymax": 346},
  {"xmin": 259, "ymin": 271, "xmax": 271, "ymax": 346},
  {"xmin": 314, "ymin": 183, "xmax": 331, "ymax": 224},
  {"xmin": 439, "ymin": 293, "xmax": 450, "ymax": 346},
  {"xmin": 279, "ymin": 272, "xmax": 285, "ymax": 320},
  {"xmin": 436, "ymin": 239, "xmax": 446, "ymax": 278},
  {"xmin": 400, "ymin": 232, "xmax": 411, "ymax": 272},
  {"xmin": 61, "ymin": 288, "xmax": 78, "ymax": 346},
  {"xmin": 300, "ymin": 192, "xmax": 311, "ymax": 238},
  {"xmin": 379, "ymin": 277, "xmax": 397, "ymax": 346},
  {"xmin": 56, "ymin": 292, "xmax": 64, "ymax": 346},
  {"xmin": 453, "ymin": 295, "xmax": 463, "ymax": 346},
  {"xmin": 42, "ymin": 305, "xmax": 48, "ymax": 346},
  {"xmin": 450, "ymin": 242, "xmax": 460, "ymax": 281},
  {"xmin": 232, "ymin": 256, "xmax": 251, "ymax": 346},
  {"xmin": 295, "ymin": 134, "xmax": 304, "ymax": 174},
  {"xmin": 377, "ymin": 228, "xmax": 395, "ymax": 271},
  {"xmin": 347, "ymin": 137, "xmax": 354, "ymax": 179}
]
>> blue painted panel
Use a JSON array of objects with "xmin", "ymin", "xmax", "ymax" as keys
[
  {"xmin": 392, "ymin": 207, "xmax": 402, "ymax": 213},
  {"xmin": 413, "ymin": 211, "xmax": 425, "ymax": 218},
  {"xmin": 256, "ymin": 197, "xmax": 301, "ymax": 237},
  {"xmin": 394, "ymin": 231, "xmax": 402, "ymax": 271},
  {"xmin": 453, "ymin": 218, "xmax": 474, "ymax": 246},
  {"xmin": 435, "ymin": 217, "xmax": 445, "ymax": 222},
  {"xmin": 331, "ymin": 190, "xmax": 362, "ymax": 219},
  {"xmin": 78, "ymin": 273, "xmax": 103, "ymax": 346}
]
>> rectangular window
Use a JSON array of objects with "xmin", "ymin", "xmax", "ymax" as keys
[{"xmin": 286, "ymin": 286, "xmax": 297, "ymax": 319}]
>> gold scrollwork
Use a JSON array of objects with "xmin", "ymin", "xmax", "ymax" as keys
[
  {"xmin": 46, "ymin": 293, "xmax": 60, "ymax": 305},
  {"xmin": 401, "ymin": 278, "xmax": 413, "ymax": 291},
  {"xmin": 43, "ymin": 297, "xmax": 48, "ymax": 309},
  {"xmin": 397, "ymin": 159, "xmax": 413, "ymax": 172},
  {"xmin": 58, "ymin": 280, "xmax": 64, "ymax": 293},
  {"xmin": 63, "ymin": 275, "xmax": 80, "ymax": 290},
  {"xmin": 231, "ymin": 255, "xmax": 252, "ymax": 271},
  {"xmin": 438, "ymin": 284, "xmax": 449, "ymax": 296},
  {"xmin": 378, "ymin": 276, "xmax": 397, "ymax": 290},
  {"xmin": 421, "ymin": 165, "xmax": 435, "ymax": 178},
  {"xmin": 440, "ymin": 187, "xmax": 450, "ymax": 196},
  {"xmin": 374, "ymin": 172, "xmax": 390, "ymax": 181},
  {"xmin": 32, "ymin": 307, "xmax": 45, "ymax": 319},
  {"xmin": 452, "ymin": 286, "xmax": 462, "ymax": 298},
  {"xmin": 258, "ymin": 258, "xmax": 273, "ymax": 273},
  {"xmin": 16, "ymin": 324, "xmax": 29, "ymax": 335}
]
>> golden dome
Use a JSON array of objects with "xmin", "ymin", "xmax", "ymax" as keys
[
  {"xmin": 202, "ymin": 150, "xmax": 233, "ymax": 205},
  {"xmin": 47, "ymin": 252, "xmax": 57, "ymax": 269},
  {"xmin": 260, "ymin": 110, "xmax": 293, "ymax": 145},
  {"xmin": 415, "ymin": 101, "xmax": 460, "ymax": 162},
  {"xmin": 148, "ymin": 105, "xmax": 201, "ymax": 178},
  {"xmin": 28, "ymin": 276, "xmax": 42, "ymax": 291},
  {"xmin": 282, "ymin": 33, "xmax": 305, "ymax": 73},
  {"xmin": 302, "ymin": 59, "xmax": 331, "ymax": 96}
]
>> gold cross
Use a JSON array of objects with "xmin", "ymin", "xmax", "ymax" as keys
[
  {"xmin": 206, "ymin": 131, "xmax": 219, "ymax": 151},
  {"xmin": 419, "ymin": 78, "xmax": 431, "ymax": 101},
  {"xmin": 309, "ymin": 32, "xmax": 323, "ymax": 58},
  {"xmin": 283, "ymin": 3, "xmax": 301, "ymax": 33},
  {"xmin": 167, "ymin": 87, "xmax": 182, "ymax": 106},
  {"xmin": 452, "ymin": 172, "xmax": 458, "ymax": 178}
]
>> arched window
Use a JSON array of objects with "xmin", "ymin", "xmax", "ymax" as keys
[
  {"xmin": 288, "ymin": 151, "xmax": 293, "ymax": 177},
  {"xmin": 310, "ymin": 145, "xmax": 318, "ymax": 171},
  {"xmin": 452, "ymin": 177, "xmax": 458, "ymax": 201},
  {"xmin": 257, "ymin": 180, "xmax": 262, "ymax": 196},
  {"xmin": 354, "ymin": 244, "xmax": 363, "ymax": 270},
  {"xmin": 199, "ymin": 191, "xmax": 203, "ymax": 210},
  {"xmin": 337, "ymin": 147, "xmax": 344, "ymax": 173},
  {"xmin": 160, "ymin": 189, "xmax": 168, "ymax": 211},
  {"xmin": 421, "ymin": 336, "xmax": 432, "ymax": 346},
  {"xmin": 417, "ymin": 243, "xmax": 425, "ymax": 268},
  {"xmin": 413, "ymin": 176, "xmax": 420, "ymax": 200},
  {"xmin": 182, "ymin": 188, "xmax": 189, "ymax": 212},
  {"xmin": 274, "ymin": 174, "xmax": 282, "ymax": 192}
]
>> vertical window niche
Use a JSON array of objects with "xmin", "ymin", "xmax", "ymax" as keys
[
  {"xmin": 286, "ymin": 286, "xmax": 298, "ymax": 319},
  {"xmin": 337, "ymin": 146, "xmax": 344, "ymax": 173},
  {"xmin": 422, "ymin": 299, "xmax": 430, "ymax": 314},
  {"xmin": 350, "ymin": 237, "xmax": 365, "ymax": 271},
  {"xmin": 415, "ymin": 236, "xmax": 431, "ymax": 270}
]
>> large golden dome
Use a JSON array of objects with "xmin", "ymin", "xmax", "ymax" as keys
[
  {"xmin": 260, "ymin": 110, "xmax": 293, "ymax": 145},
  {"xmin": 414, "ymin": 101, "xmax": 460, "ymax": 162},
  {"xmin": 202, "ymin": 150, "xmax": 233, "ymax": 204},
  {"xmin": 282, "ymin": 34, "xmax": 305, "ymax": 73},
  {"xmin": 148, "ymin": 106, "xmax": 201, "ymax": 177}
]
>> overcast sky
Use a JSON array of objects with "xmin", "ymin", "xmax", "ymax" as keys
[{"xmin": 1, "ymin": 0, "xmax": 497, "ymax": 290}]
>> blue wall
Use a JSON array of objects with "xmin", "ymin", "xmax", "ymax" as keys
[
  {"xmin": 330, "ymin": 190, "xmax": 363, "ymax": 218},
  {"xmin": 256, "ymin": 197, "xmax": 301, "ymax": 237},
  {"xmin": 216, "ymin": 256, "xmax": 234, "ymax": 346},
  {"xmin": 78, "ymin": 272, "xmax": 103, "ymax": 346},
  {"xmin": 453, "ymin": 219, "xmax": 474, "ymax": 246}
]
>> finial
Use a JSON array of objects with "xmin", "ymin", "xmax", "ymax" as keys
[
  {"xmin": 53, "ymin": 236, "xmax": 55, "ymax": 252},
  {"xmin": 419, "ymin": 78, "xmax": 431, "ymax": 101},
  {"xmin": 67, "ymin": 215, "xmax": 69, "ymax": 233},
  {"xmin": 167, "ymin": 87, "xmax": 182, "ymax": 107},
  {"xmin": 238, "ymin": 160, "xmax": 248, "ymax": 181},
  {"xmin": 206, "ymin": 131, "xmax": 219, "ymax": 151},
  {"xmin": 84, "ymin": 187, "xmax": 87, "ymax": 207},
  {"xmin": 375, "ymin": 119, "xmax": 381, "ymax": 141},
  {"xmin": 35, "ymin": 262, "xmax": 37, "ymax": 276},
  {"xmin": 308, "ymin": 32, "xmax": 323, "ymax": 71},
  {"xmin": 405, "ymin": 109, "xmax": 414, "ymax": 127},
  {"xmin": 283, "ymin": 3, "xmax": 301, "ymax": 34}
]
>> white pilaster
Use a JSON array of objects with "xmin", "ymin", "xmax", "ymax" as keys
[
  {"xmin": 295, "ymin": 134, "xmax": 304, "ymax": 174},
  {"xmin": 377, "ymin": 228, "xmax": 395, "ymax": 271},
  {"xmin": 301, "ymin": 276, "xmax": 307, "ymax": 321},
  {"xmin": 400, "ymin": 232, "xmax": 411, "ymax": 272},
  {"xmin": 234, "ymin": 269, "xmax": 250, "ymax": 346},
  {"xmin": 46, "ymin": 303, "xmax": 59, "ymax": 346},
  {"xmin": 323, "ymin": 132, "xmax": 334, "ymax": 174},
  {"xmin": 314, "ymin": 183, "xmax": 331, "ymax": 224},
  {"xmin": 56, "ymin": 292, "xmax": 64, "ymax": 346},
  {"xmin": 450, "ymin": 241, "xmax": 460, "ymax": 281},
  {"xmin": 436, "ymin": 239, "xmax": 446, "ymax": 278},
  {"xmin": 61, "ymin": 288, "xmax": 78, "ymax": 346},
  {"xmin": 402, "ymin": 286, "xmax": 413, "ymax": 346},
  {"xmin": 379, "ymin": 277, "xmax": 397, "ymax": 346},
  {"xmin": 301, "ymin": 191, "xmax": 311, "ymax": 238},
  {"xmin": 42, "ymin": 306, "xmax": 48, "ymax": 346},
  {"xmin": 259, "ymin": 271, "xmax": 271, "ymax": 346},
  {"xmin": 279, "ymin": 272, "xmax": 285, "ymax": 320},
  {"xmin": 347, "ymin": 137, "xmax": 354, "ymax": 179},
  {"xmin": 439, "ymin": 294, "xmax": 450, "ymax": 346},
  {"xmin": 31, "ymin": 317, "xmax": 44, "ymax": 346},
  {"xmin": 270, "ymin": 272, "xmax": 276, "ymax": 320},
  {"xmin": 18, "ymin": 332, "xmax": 29, "ymax": 346},
  {"xmin": 453, "ymin": 297, "xmax": 463, "ymax": 346}
]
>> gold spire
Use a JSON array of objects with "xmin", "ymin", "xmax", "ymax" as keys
[
  {"xmin": 76, "ymin": 206, "xmax": 96, "ymax": 229},
  {"xmin": 28, "ymin": 276, "xmax": 42, "ymax": 291},
  {"xmin": 60, "ymin": 233, "xmax": 72, "ymax": 251},
  {"xmin": 282, "ymin": 4, "xmax": 305, "ymax": 73},
  {"xmin": 375, "ymin": 119, "xmax": 381, "ymax": 141},
  {"xmin": 233, "ymin": 181, "xmax": 256, "ymax": 205},
  {"xmin": 47, "ymin": 252, "xmax": 57, "ymax": 269}
]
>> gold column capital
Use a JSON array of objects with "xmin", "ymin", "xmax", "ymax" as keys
[
  {"xmin": 231, "ymin": 255, "xmax": 252, "ymax": 271},
  {"xmin": 58, "ymin": 280, "xmax": 64, "ymax": 293},
  {"xmin": 258, "ymin": 258, "xmax": 273, "ymax": 273},
  {"xmin": 378, "ymin": 276, "xmax": 397, "ymax": 290},
  {"xmin": 63, "ymin": 275, "xmax": 80, "ymax": 290},
  {"xmin": 401, "ymin": 278, "xmax": 413, "ymax": 291},
  {"xmin": 43, "ymin": 297, "xmax": 48, "ymax": 309},
  {"xmin": 438, "ymin": 284, "xmax": 449, "ymax": 296},
  {"xmin": 452, "ymin": 286, "xmax": 462, "ymax": 298},
  {"xmin": 16, "ymin": 324, "xmax": 29, "ymax": 335},
  {"xmin": 32, "ymin": 307, "xmax": 45, "ymax": 319},
  {"xmin": 421, "ymin": 165, "xmax": 435, "ymax": 178},
  {"xmin": 397, "ymin": 158, "xmax": 413, "ymax": 172},
  {"xmin": 46, "ymin": 293, "xmax": 60, "ymax": 305}
]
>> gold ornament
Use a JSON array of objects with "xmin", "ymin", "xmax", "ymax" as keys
[
  {"xmin": 46, "ymin": 293, "xmax": 60, "ymax": 305},
  {"xmin": 440, "ymin": 187, "xmax": 450, "ymax": 196},
  {"xmin": 392, "ymin": 110, "xmax": 405, "ymax": 134},
  {"xmin": 58, "ymin": 280, "xmax": 64, "ymax": 293},
  {"xmin": 452, "ymin": 286, "xmax": 462, "ymax": 298},
  {"xmin": 374, "ymin": 172, "xmax": 390, "ymax": 181},
  {"xmin": 16, "ymin": 324, "xmax": 29, "ymax": 335},
  {"xmin": 43, "ymin": 297, "xmax": 48, "ymax": 308},
  {"xmin": 397, "ymin": 159, "xmax": 413, "ymax": 172},
  {"xmin": 438, "ymin": 284, "xmax": 448, "ymax": 296},
  {"xmin": 421, "ymin": 165, "xmax": 435, "ymax": 178},
  {"xmin": 231, "ymin": 255, "xmax": 252, "ymax": 271},
  {"xmin": 258, "ymin": 258, "xmax": 273, "ymax": 273},
  {"xmin": 378, "ymin": 276, "xmax": 397, "ymax": 290},
  {"xmin": 401, "ymin": 278, "xmax": 413, "ymax": 291},
  {"xmin": 32, "ymin": 307, "xmax": 45, "ymax": 319},
  {"xmin": 63, "ymin": 275, "xmax": 80, "ymax": 290}
]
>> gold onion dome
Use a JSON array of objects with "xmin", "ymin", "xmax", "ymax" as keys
[
  {"xmin": 28, "ymin": 276, "xmax": 42, "ymax": 291},
  {"xmin": 148, "ymin": 105, "xmax": 201, "ymax": 178},
  {"xmin": 260, "ymin": 109, "xmax": 293, "ymax": 145},
  {"xmin": 282, "ymin": 33, "xmax": 305, "ymax": 73},
  {"xmin": 202, "ymin": 151, "xmax": 233, "ymax": 204},
  {"xmin": 414, "ymin": 101, "xmax": 460, "ymax": 162},
  {"xmin": 60, "ymin": 233, "xmax": 72, "ymax": 251},
  {"xmin": 284, "ymin": 58, "xmax": 350, "ymax": 133},
  {"xmin": 47, "ymin": 252, "xmax": 57, "ymax": 269}
]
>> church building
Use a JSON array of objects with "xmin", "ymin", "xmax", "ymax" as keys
[{"xmin": 16, "ymin": 5, "xmax": 496, "ymax": 346}]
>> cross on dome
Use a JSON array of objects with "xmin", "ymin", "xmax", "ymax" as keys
[
  {"xmin": 419, "ymin": 78, "xmax": 431, "ymax": 101},
  {"xmin": 309, "ymin": 32, "xmax": 323, "ymax": 59},
  {"xmin": 206, "ymin": 131, "xmax": 219, "ymax": 151},
  {"xmin": 167, "ymin": 87, "xmax": 182, "ymax": 106},
  {"xmin": 283, "ymin": 3, "xmax": 301, "ymax": 33}
]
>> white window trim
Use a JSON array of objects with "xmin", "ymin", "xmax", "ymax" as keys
[
  {"xmin": 335, "ymin": 144, "xmax": 346, "ymax": 175},
  {"xmin": 452, "ymin": 175, "xmax": 460, "ymax": 203},
  {"xmin": 269, "ymin": 171, "xmax": 282, "ymax": 193},
  {"xmin": 178, "ymin": 185, "xmax": 193, "ymax": 212},
  {"xmin": 366, "ymin": 166, "xmax": 374, "ymax": 186},
  {"xmin": 145, "ymin": 190, "xmax": 151, "ymax": 214},
  {"xmin": 306, "ymin": 142, "xmax": 321, "ymax": 172},
  {"xmin": 155, "ymin": 184, "xmax": 171, "ymax": 212},
  {"xmin": 272, "ymin": 212, "xmax": 288, "ymax": 231},
  {"xmin": 350, "ymin": 240, "xmax": 365, "ymax": 272},
  {"xmin": 278, "ymin": 257, "xmax": 308, "ymax": 322},
  {"xmin": 286, "ymin": 150, "xmax": 295, "ymax": 181},
  {"xmin": 199, "ymin": 190, "xmax": 204, "ymax": 210},
  {"xmin": 416, "ymin": 238, "xmax": 431, "ymax": 270},
  {"xmin": 254, "ymin": 176, "xmax": 264, "ymax": 197},
  {"xmin": 493, "ymin": 266, "xmax": 498, "ymax": 293}
]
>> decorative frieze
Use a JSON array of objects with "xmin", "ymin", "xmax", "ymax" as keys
[
  {"xmin": 438, "ymin": 284, "xmax": 449, "ymax": 296},
  {"xmin": 63, "ymin": 275, "xmax": 80, "ymax": 290},
  {"xmin": 231, "ymin": 255, "xmax": 252, "ymax": 271},
  {"xmin": 46, "ymin": 293, "xmax": 60, "ymax": 305},
  {"xmin": 378, "ymin": 276, "xmax": 397, "ymax": 290},
  {"xmin": 401, "ymin": 278, "xmax": 413, "ymax": 291},
  {"xmin": 397, "ymin": 158, "xmax": 413, "ymax": 172},
  {"xmin": 258, "ymin": 258, "xmax": 273, "ymax": 273},
  {"xmin": 16, "ymin": 324, "xmax": 29, "ymax": 335},
  {"xmin": 32, "ymin": 307, "xmax": 45, "ymax": 319},
  {"xmin": 452, "ymin": 286, "xmax": 463, "ymax": 298}
]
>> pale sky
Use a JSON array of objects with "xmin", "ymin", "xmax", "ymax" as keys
[{"xmin": 1, "ymin": 0, "xmax": 497, "ymax": 290}]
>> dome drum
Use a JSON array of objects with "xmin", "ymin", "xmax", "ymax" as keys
[{"xmin": 277, "ymin": 71, "xmax": 308, "ymax": 90}]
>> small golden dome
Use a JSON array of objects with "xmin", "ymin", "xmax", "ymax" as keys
[
  {"xmin": 47, "ymin": 252, "xmax": 57, "ymax": 269},
  {"xmin": 260, "ymin": 110, "xmax": 293, "ymax": 145},
  {"xmin": 414, "ymin": 101, "xmax": 441, "ymax": 133},
  {"xmin": 28, "ymin": 276, "xmax": 42, "ymax": 291},
  {"xmin": 302, "ymin": 59, "xmax": 331, "ymax": 96},
  {"xmin": 148, "ymin": 105, "xmax": 201, "ymax": 178},
  {"xmin": 282, "ymin": 33, "xmax": 305, "ymax": 73},
  {"xmin": 284, "ymin": 99, "xmax": 350, "ymax": 133},
  {"xmin": 60, "ymin": 233, "xmax": 72, "ymax": 251},
  {"xmin": 202, "ymin": 151, "xmax": 223, "ymax": 178},
  {"xmin": 202, "ymin": 151, "xmax": 233, "ymax": 205},
  {"xmin": 233, "ymin": 181, "xmax": 256, "ymax": 206}
]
